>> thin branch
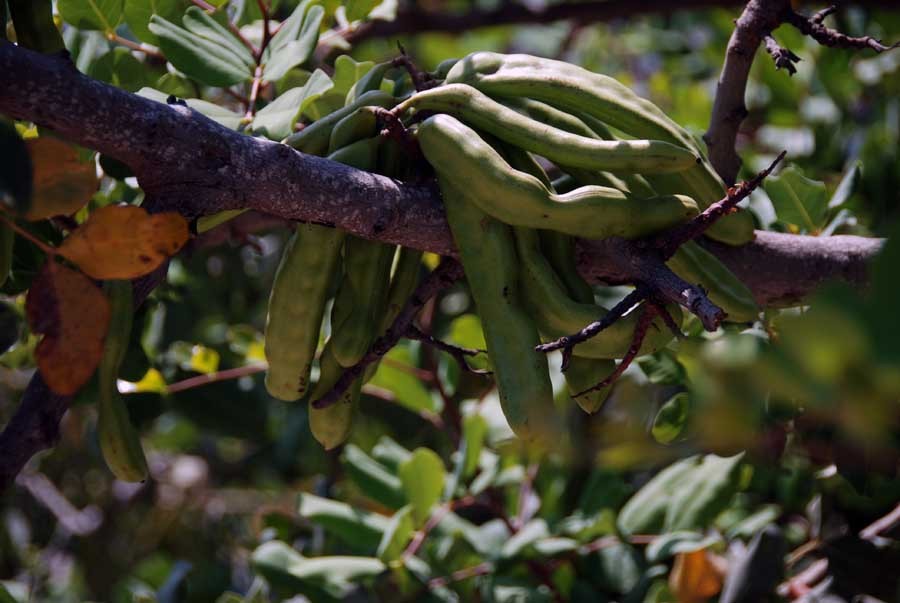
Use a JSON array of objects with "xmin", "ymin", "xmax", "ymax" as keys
[
  {"xmin": 244, "ymin": 65, "xmax": 264, "ymax": 120},
  {"xmin": 402, "ymin": 502, "xmax": 452, "ymax": 561},
  {"xmin": 786, "ymin": 7, "xmax": 900, "ymax": 52},
  {"xmin": 16, "ymin": 472, "xmax": 103, "ymax": 536},
  {"xmin": 427, "ymin": 562, "xmax": 494, "ymax": 590},
  {"xmin": 764, "ymin": 34, "xmax": 801, "ymax": 74},
  {"xmin": 107, "ymin": 34, "xmax": 164, "ymax": 59},
  {"xmin": 654, "ymin": 150, "xmax": 787, "ymax": 259},
  {"xmin": 162, "ymin": 363, "xmax": 267, "ymax": 394},
  {"xmin": 404, "ymin": 325, "xmax": 490, "ymax": 375},
  {"xmin": 0, "ymin": 210, "xmax": 57, "ymax": 255},
  {"xmin": 573, "ymin": 303, "xmax": 659, "ymax": 396},
  {"xmin": 312, "ymin": 259, "xmax": 464, "ymax": 409},
  {"xmin": 391, "ymin": 48, "xmax": 437, "ymax": 92}
]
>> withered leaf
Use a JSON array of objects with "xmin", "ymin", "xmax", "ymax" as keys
[
  {"xmin": 669, "ymin": 549, "xmax": 724, "ymax": 603},
  {"xmin": 26, "ymin": 261, "xmax": 111, "ymax": 395},
  {"xmin": 24, "ymin": 137, "xmax": 99, "ymax": 221},
  {"xmin": 58, "ymin": 204, "xmax": 189, "ymax": 279}
]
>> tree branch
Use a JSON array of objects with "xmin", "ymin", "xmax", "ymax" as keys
[{"xmin": 704, "ymin": 0, "xmax": 790, "ymax": 184}]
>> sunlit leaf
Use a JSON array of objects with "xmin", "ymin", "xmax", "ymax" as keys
[
  {"xmin": 25, "ymin": 261, "xmax": 111, "ymax": 395},
  {"xmin": 368, "ymin": 344, "xmax": 438, "ymax": 414},
  {"xmin": 58, "ymin": 0, "xmax": 123, "ymax": 32},
  {"xmin": 250, "ymin": 69, "xmax": 334, "ymax": 141},
  {"xmin": 149, "ymin": 10, "xmax": 252, "ymax": 87},
  {"xmin": 297, "ymin": 492, "xmax": 389, "ymax": 551},
  {"xmin": 664, "ymin": 453, "xmax": 744, "ymax": 532},
  {"xmin": 398, "ymin": 448, "xmax": 445, "ymax": 525},
  {"xmin": 120, "ymin": 367, "xmax": 167, "ymax": 394},
  {"xmin": 262, "ymin": 1, "xmax": 324, "ymax": 82},
  {"xmin": 58, "ymin": 204, "xmax": 189, "ymax": 280},
  {"xmin": 24, "ymin": 137, "xmax": 98, "ymax": 221},
  {"xmin": 462, "ymin": 413, "xmax": 487, "ymax": 479},
  {"xmin": 828, "ymin": 161, "xmax": 862, "ymax": 209},
  {"xmin": 342, "ymin": 444, "xmax": 406, "ymax": 509}
]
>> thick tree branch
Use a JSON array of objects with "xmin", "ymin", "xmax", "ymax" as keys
[{"xmin": 705, "ymin": 0, "xmax": 790, "ymax": 184}]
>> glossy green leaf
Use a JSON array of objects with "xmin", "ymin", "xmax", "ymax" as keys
[
  {"xmin": 331, "ymin": 55, "xmax": 375, "ymax": 99},
  {"xmin": 376, "ymin": 505, "xmax": 415, "ymax": 562},
  {"xmin": 370, "ymin": 436, "xmax": 412, "ymax": 471},
  {"xmin": 181, "ymin": 6, "xmax": 254, "ymax": 70},
  {"xmin": 123, "ymin": 0, "xmax": 188, "ymax": 44},
  {"xmin": 251, "ymin": 541, "xmax": 385, "ymax": 600},
  {"xmin": 398, "ymin": 448, "xmax": 446, "ymax": 525},
  {"xmin": 250, "ymin": 69, "xmax": 333, "ymax": 141},
  {"xmin": 651, "ymin": 392, "xmax": 691, "ymax": 445},
  {"xmin": 342, "ymin": 444, "xmax": 406, "ymax": 509},
  {"xmin": 664, "ymin": 453, "xmax": 744, "ymax": 532},
  {"xmin": 588, "ymin": 542, "xmax": 643, "ymax": 595},
  {"xmin": 765, "ymin": 166, "xmax": 828, "ymax": 232},
  {"xmin": 500, "ymin": 519, "xmax": 549, "ymax": 559},
  {"xmin": 828, "ymin": 161, "xmax": 862, "ymax": 209},
  {"xmin": 297, "ymin": 492, "xmax": 389, "ymax": 551},
  {"xmin": 58, "ymin": 0, "xmax": 123, "ymax": 32},
  {"xmin": 617, "ymin": 456, "xmax": 700, "ymax": 537},
  {"xmin": 262, "ymin": 3, "xmax": 324, "ymax": 81},
  {"xmin": 149, "ymin": 12, "xmax": 251, "ymax": 86}
]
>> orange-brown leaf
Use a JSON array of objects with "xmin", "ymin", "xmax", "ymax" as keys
[
  {"xmin": 58, "ymin": 205, "xmax": 189, "ymax": 279},
  {"xmin": 25, "ymin": 261, "xmax": 111, "ymax": 395},
  {"xmin": 24, "ymin": 137, "xmax": 99, "ymax": 221},
  {"xmin": 669, "ymin": 550, "xmax": 724, "ymax": 603}
]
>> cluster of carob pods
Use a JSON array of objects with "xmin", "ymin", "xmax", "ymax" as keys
[{"xmin": 265, "ymin": 51, "xmax": 760, "ymax": 450}]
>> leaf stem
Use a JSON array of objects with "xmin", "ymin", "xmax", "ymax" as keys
[{"xmin": 0, "ymin": 209, "xmax": 57, "ymax": 256}]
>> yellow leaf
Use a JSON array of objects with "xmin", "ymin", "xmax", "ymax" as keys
[
  {"xmin": 58, "ymin": 205, "xmax": 189, "ymax": 279},
  {"xmin": 25, "ymin": 137, "xmax": 98, "ymax": 221},
  {"xmin": 669, "ymin": 550, "xmax": 724, "ymax": 603},
  {"xmin": 25, "ymin": 261, "xmax": 110, "ymax": 395},
  {"xmin": 245, "ymin": 340, "xmax": 266, "ymax": 364},
  {"xmin": 119, "ymin": 368, "xmax": 168, "ymax": 394},
  {"xmin": 189, "ymin": 345, "xmax": 220, "ymax": 374}
]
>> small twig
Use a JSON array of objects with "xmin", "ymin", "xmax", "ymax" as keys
[
  {"xmin": 391, "ymin": 44, "xmax": 438, "ymax": 91},
  {"xmin": 535, "ymin": 287, "xmax": 647, "ymax": 358},
  {"xmin": 654, "ymin": 150, "xmax": 787, "ymax": 260},
  {"xmin": 402, "ymin": 502, "xmax": 452, "ymax": 561},
  {"xmin": 162, "ymin": 363, "xmax": 266, "ymax": 394},
  {"xmin": 405, "ymin": 325, "xmax": 490, "ymax": 375},
  {"xmin": 786, "ymin": 8, "xmax": 900, "ymax": 53},
  {"xmin": 107, "ymin": 34, "xmax": 164, "ymax": 59},
  {"xmin": 244, "ymin": 65, "xmax": 264, "ymax": 120},
  {"xmin": 16, "ymin": 472, "xmax": 103, "ymax": 536},
  {"xmin": 374, "ymin": 106, "xmax": 420, "ymax": 159},
  {"xmin": 648, "ymin": 299, "xmax": 685, "ymax": 339},
  {"xmin": 763, "ymin": 34, "xmax": 801, "ymax": 75},
  {"xmin": 312, "ymin": 259, "xmax": 464, "ymax": 409},
  {"xmin": 0, "ymin": 209, "xmax": 57, "ymax": 255},
  {"xmin": 573, "ymin": 303, "xmax": 659, "ymax": 396},
  {"xmin": 811, "ymin": 5, "xmax": 837, "ymax": 25},
  {"xmin": 256, "ymin": 0, "xmax": 272, "ymax": 61}
]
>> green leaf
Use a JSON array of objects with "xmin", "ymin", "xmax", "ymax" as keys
[
  {"xmin": 398, "ymin": 448, "xmax": 446, "ymax": 525},
  {"xmin": 0, "ymin": 120, "xmax": 32, "ymax": 214},
  {"xmin": 250, "ymin": 69, "xmax": 333, "ymax": 141},
  {"xmin": 330, "ymin": 55, "xmax": 375, "ymax": 99},
  {"xmin": 664, "ymin": 453, "xmax": 745, "ymax": 532},
  {"xmin": 617, "ymin": 456, "xmax": 701, "ymax": 537},
  {"xmin": 651, "ymin": 392, "xmax": 691, "ymax": 445},
  {"xmin": 376, "ymin": 505, "xmax": 415, "ymax": 562},
  {"xmin": 342, "ymin": 444, "xmax": 406, "ymax": 509},
  {"xmin": 765, "ymin": 166, "xmax": 828, "ymax": 232},
  {"xmin": 262, "ymin": 3, "xmax": 324, "ymax": 82},
  {"xmin": 149, "ymin": 12, "xmax": 252, "ymax": 87},
  {"xmin": 58, "ymin": 0, "xmax": 123, "ymax": 32},
  {"xmin": 181, "ymin": 6, "xmax": 254, "ymax": 70},
  {"xmin": 251, "ymin": 541, "xmax": 385, "ymax": 601},
  {"xmin": 587, "ymin": 542, "xmax": 643, "ymax": 595},
  {"xmin": 137, "ymin": 87, "xmax": 243, "ymax": 129},
  {"xmin": 297, "ymin": 492, "xmax": 389, "ymax": 551},
  {"xmin": 89, "ymin": 47, "xmax": 148, "ymax": 92},
  {"xmin": 346, "ymin": 0, "xmax": 380, "ymax": 21},
  {"xmin": 500, "ymin": 519, "xmax": 549, "ymax": 559},
  {"xmin": 370, "ymin": 436, "xmax": 412, "ymax": 471},
  {"xmin": 123, "ymin": 0, "xmax": 188, "ymax": 44},
  {"xmin": 461, "ymin": 413, "xmax": 487, "ymax": 479},
  {"xmin": 369, "ymin": 344, "xmax": 438, "ymax": 414}
]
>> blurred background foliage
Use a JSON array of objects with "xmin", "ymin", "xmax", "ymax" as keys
[{"xmin": 1, "ymin": 0, "xmax": 899, "ymax": 601}]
